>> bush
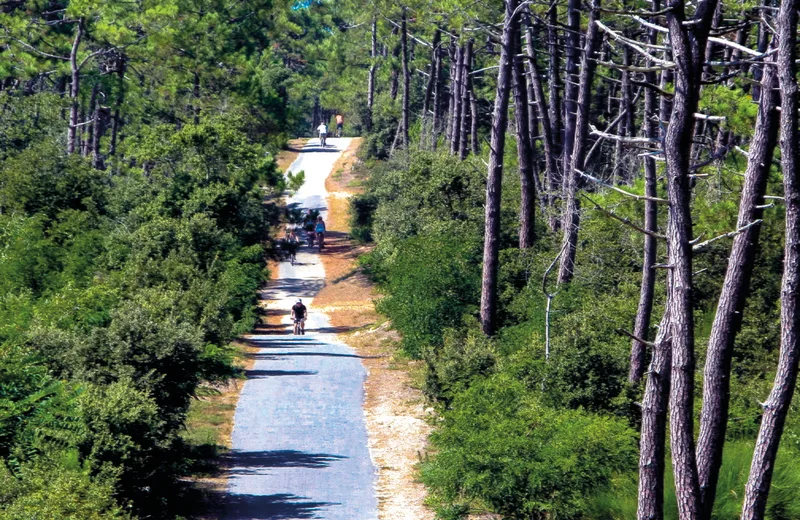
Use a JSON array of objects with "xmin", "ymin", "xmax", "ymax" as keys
[
  {"xmin": 422, "ymin": 375, "xmax": 637, "ymax": 519},
  {"xmin": 375, "ymin": 230, "xmax": 481, "ymax": 357}
]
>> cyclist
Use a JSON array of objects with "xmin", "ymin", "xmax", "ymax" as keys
[
  {"xmin": 291, "ymin": 298, "xmax": 307, "ymax": 335},
  {"xmin": 335, "ymin": 113, "xmax": 344, "ymax": 137},
  {"xmin": 315, "ymin": 216, "xmax": 326, "ymax": 250},
  {"xmin": 317, "ymin": 122, "xmax": 328, "ymax": 147}
]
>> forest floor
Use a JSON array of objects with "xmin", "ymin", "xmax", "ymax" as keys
[{"xmin": 314, "ymin": 138, "xmax": 434, "ymax": 520}]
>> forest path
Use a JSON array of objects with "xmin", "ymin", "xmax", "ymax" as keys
[{"xmin": 223, "ymin": 137, "xmax": 378, "ymax": 520}]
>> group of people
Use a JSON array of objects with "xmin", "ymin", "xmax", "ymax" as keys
[
  {"xmin": 284, "ymin": 214, "xmax": 326, "ymax": 250},
  {"xmin": 316, "ymin": 113, "xmax": 344, "ymax": 147}
]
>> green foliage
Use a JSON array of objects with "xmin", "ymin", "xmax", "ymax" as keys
[
  {"xmin": 588, "ymin": 441, "xmax": 800, "ymax": 520},
  {"xmin": 422, "ymin": 375, "xmax": 637, "ymax": 519},
  {"xmin": 373, "ymin": 230, "xmax": 481, "ymax": 357}
]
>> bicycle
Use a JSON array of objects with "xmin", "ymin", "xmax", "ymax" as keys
[
  {"xmin": 320, "ymin": 133, "xmax": 327, "ymax": 147},
  {"xmin": 293, "ymin": 318, "xmax": 303, "ymax": 335}
]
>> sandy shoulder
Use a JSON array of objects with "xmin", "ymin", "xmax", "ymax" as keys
[{"xmin": 316, "ymin": 138, "xmax": 434, "ymax": 520}]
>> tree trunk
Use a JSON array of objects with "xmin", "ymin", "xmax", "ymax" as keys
[
  {"xmin": 526, "ymin": 27, "xmax": 559, "ymax": 233},
  {"xmin": 432, "ymin": 38, "xmax": 445, "ymax": 149},
  {"xmin": 742, "ymin": 3, "xmax": 800, "ymax": 517},
  {"xmin": 556, "ymin": 0, "xmax": 602, "ymax": 284},
  {"xmin": 193, "ymin": 71, "xmax": 201, "ymax": 124},
  {"xmin": 561, "ymin": 0, "xmax": 581, "ymax": 183},
  {"xmin": 512, "ymin": 36, "xmax": 535, "ymax": 248},
  {"xmin": 67, "ymin": 20, "xmax": 84, "ymax": 155},
  {"xmin": 400, "ymin": 8, "xmax": 410, "ymax": 150},
  {"xmin": 613, "ymin": 46, "xmax": 634, "ymax": 184},
  {"xmin": 85, "ymin": 82, "xmax": 99, "ymax": 158},
  {"xmin": 696, "ymin": 50, "xmax": 779, "ymax": 518},
  {"xmin": 421, "ymin": 29, "xmax": 441, "ymax": 148},
  {"xmin": 458, "ymin": 40, "xmax": 474, "ymax": 160},
  {"xmin": 444, "ymin": 39, "xmax": 457, "ymax": 143},
  {"xmin": 366, "ymin": 19, "xmax": 377, "ymax": 132},
  {"xmin": 110, "ymin": 54, "xmax": 126, "ymax": 157},
  {"xmin": 638, "ymin": 307, "xmax": 673, "ymax": 520},
  {"xmin": 470, "ymin": 89, "xmax": 479, "ymax": 155},
  {"xmin": 450, "ymin": 44, "xmax": 464, "ymax": 155},
  {"xmin": 663, "ymin": 1, "xmax": 719, "ymax": 518},
  {"xmin": 546, "ymin": 1, "xmax": 562, "ymax": 159},
  {"xmin": 630, "ymin": 11, "xmax": 664, "ymax": 385},
  {"xmin": 480, "ymin": 0, "xmax": 517, "ymax": 336}
]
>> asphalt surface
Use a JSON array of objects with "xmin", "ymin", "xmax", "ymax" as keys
[{"xmin": 224, "ymin": 138, "xmax": 378, "ymax": 520}]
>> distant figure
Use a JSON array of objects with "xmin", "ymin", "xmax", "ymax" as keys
[
  {"xmin": 317, "ymin": 122, "xmax": 328, "ymax": 147},
  {"xmin": 315, "ymin": 216, "xmax": 326, "ymax": 249},
  {"xmin": 335, "ymin": 113, "xmax": 344, "ymax": 137},
  {"xmin": 291, "ymin": 298, "xmax": 307, "ymax": 335}
]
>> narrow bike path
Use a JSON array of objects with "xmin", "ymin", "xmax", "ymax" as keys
[{"xmin": 224, "ymin": 138, "xmax": 378, "ymax": 520}]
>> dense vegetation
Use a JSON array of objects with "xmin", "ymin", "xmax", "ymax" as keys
[
  {"xmin": 0, "ymin": 0, "xmax": 342, "ymax": 517},
  {"xmin": 328, "ymin": 0, "xmax": 800, "ymax": 518}
]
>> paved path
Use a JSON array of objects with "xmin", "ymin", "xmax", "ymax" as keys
[{"xmin": 224, "ymin": 138, "xmax": 378, "ymax": 520}]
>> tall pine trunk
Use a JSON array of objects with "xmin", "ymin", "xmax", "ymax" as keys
[
  {"xmin": 67, "ymin": 20, "xmax": 84, "ymax": 155},
  {"xmin": 630, "ymin": 12, "xmax": 665, "ymax": 384},
  {"xmin": 512, "ymin": 36, "xmax": 535, "ymax": 248},
  {"xmin": 556, "ymin": 0, "xmax": 602, "ymax": 284},
  {"xmin": 480, "ymin": 0, "xmax": 517, "ymax": 336},
  {"xmin": 366, "ymin": 19, "xmax": 377, "ymax": 132},
  {"xmin": 663, "ymin": 1, "xmax": 719, "ymax": 517},
  {"xmin": 400, "ymin": 8, "xmax": 410, "ymax": 150},
  {"xmin": 638, "ymin": 306, "xmax": 673, "ymax": 520},
  {"xmin": 742, "ymin": 3, "xmax": 800, "ymax": 517},
  {"xmin": 458, "ymin": 40, "xmax": 473, "ymax": 160},
  {"xmin": 696, "ymin": 49, "xmax": 779, "ymax": 518}
]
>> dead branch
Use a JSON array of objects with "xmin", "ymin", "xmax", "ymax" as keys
[
  {"xmin": 582, "ymin": 193, "xmax": 667, "ymax": 240},
  {"xmin": 692, "ymin": 220, "xmax": 763, "ymax": 252}
]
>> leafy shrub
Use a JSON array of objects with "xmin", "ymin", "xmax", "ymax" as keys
[
  {"xmin": 375, "ymin": 229, "xmax": 481, "ymax": 357},
  {"xmin": 422, "ymin": 375, "xmax": 637, "ymax": 519}
]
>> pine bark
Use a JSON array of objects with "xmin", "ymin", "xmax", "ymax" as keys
[
  {"xmin": 630, "ymin": 13, "xmax": 664, "ymax": 384},
  {"xmin": 742, "ymin": 2, "xmax": 800, "ymax": 517},
  {"xmin": 450, "ymin": 44, "xmax": 464, "ymax": 155},
  {"xmin": 400, "ymin": 8, "xmax": 410, "ymax": 150},
  {"xmin": 110, "ymin": 54, "xmax": 126, "ymax": 157},
  {"xmin": 512, "ymin": 36, "xmax": 535, "ymax": 248},
  {"xmin": 67, "ymin": 20, "xmax": 84, "ymax": 155},
  {"xmin": 556, "ymin": 0, "xmax": 602, "ymax": 284},
  {"xmin": 480, "ymin": 0, "xmax": 517, "ymax": 336},
  {"xmin": 422, "ymin": 29, "xmax": 441, "ymax": 148},
  {"xmin": 638, "ymin": 307, "xmax": 673, "ymax": 520},
  {"xmin": 696, "ymin": 50, "xmax": 779, "ymax": 518},
  {"xmin": 526, "ymin": 28, "xmax": 559, "ymax": 233},
  {"xmin": 366, "ymin": 19, "xmax": 377, "ymax": 132},
  {"xmin": 561, "ymin": 0, "xmax": 581, "ymax": 180},
  {"xmin": 662, "ymin": 1, "xmax": 719, "ymax": 517},
  {"xmin": 458, "ymin": 40, "xmax": 473, "ymax": 160}
]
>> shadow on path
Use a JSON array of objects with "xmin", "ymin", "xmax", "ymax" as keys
[
  {"xmin": 244, "ymin": 369, "xmax": 318, "ymax": 378},
  {"xmin": 226, "ymin": 450, "xmax": 346, "ymax": 469},
  {"xmin": 224, "ymin": 492, "xmax": 338, "ymax": 519}
]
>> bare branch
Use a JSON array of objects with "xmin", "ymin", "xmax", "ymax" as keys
[
  {"xmin": 578, "ymin": 170, "xmax": 669, "ymax": 203},
  {"xmin": 616, "ymin": 328, "xmax": 655, "ymax": 348},
  {"xmin": 589, "ymin": 124, "xmax": 661, "ymax": 144},
  {"xmin": 692, "ymin": 220, "xmax": 763, "ymax": 252},
  {"xmin": 582, "ymin": 193, "xmax": 667, "ymax": 240}
]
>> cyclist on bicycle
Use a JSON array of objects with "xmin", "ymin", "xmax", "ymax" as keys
[
  {"xmin": 335, "ymin": 113, "xmax": 344, "ymax": 137},
  {"xmin": 291, "ymin": 298, "xmax": 307, "ymax": 335},
  {"xmin": 317, "ymin": 122, "xmax": 328, "ymax": 147},
  {"xmin": 315, "ymin": 216, "xmax": 326, "ymax": 249}
]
